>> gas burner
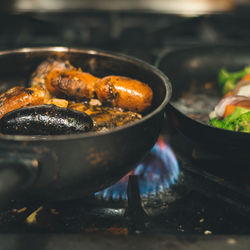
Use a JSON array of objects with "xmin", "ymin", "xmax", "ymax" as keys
[{"xmin": 95, "ymin": 136, "xmax": 180, "ymax": 204}]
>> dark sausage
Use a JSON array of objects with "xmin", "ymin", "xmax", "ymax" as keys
[{"xmin": 0, "ymin": 104, "xmax": 93, "ymax": 135}]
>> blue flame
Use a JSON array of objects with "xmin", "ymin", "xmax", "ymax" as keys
[{"xmin": 95, "ymin": 136, "xmax": 180, "ymax": 200}]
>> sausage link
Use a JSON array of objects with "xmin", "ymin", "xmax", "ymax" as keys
[
  {"xmin": 33, "ymin": 60, "xmax": 153, "ymax": 112},
  {"xmin": 45, "ymin": 70, "xmax": 99, "ymax": 99},
  {"xmin": 31, "ymin": 59, "xmax": 75, "ymax": 100},
  {"xmin": 31, "ymin": 59, "xmax": 75, "ymax": 89},
  {"xmin": 0, "ymin": 86, "xmax": 46, "ymax": 119},
  {"xmin": 95, "ymin": 76, "xmax": 153, "ymax": 112}
]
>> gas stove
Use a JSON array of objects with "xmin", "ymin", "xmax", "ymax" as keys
[{"xmin": 0, "ymin": 9, "xmax": 250, "ymax": 250}]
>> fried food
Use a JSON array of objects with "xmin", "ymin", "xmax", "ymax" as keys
[
  {"xmin": 31, "ymin": 59, "xmax": 75, "ymax": 89},
  {"xmin": 45, "ymin": 98, "xmax": 69, "ymax": 108},
  {"xmin": 32, "ymin": 59, "xmax": 153, "ymax": 112},
  {"xmin": 0, "ymin": 104, "xmax": 93, "ymax": 135},
  {"xmin": 45, "ymin": 70, "xmax": 99, "ymax": 99},
  {"xmin": 68, "ymin": 101, "xmax": 142, "ymax": 131},
  {"xmin": 0, "ymin": 86, "xmax": 46, "ymax": 119},
  {"xmin": 31, "ymin": 59, "xmax": 75, "ymax": 100},
  {"xmin": 95, "ymin": 75, "xmax": 153, "ymax": 112},
  {"xmin": 0, "ymin": 59, "xmax": 152, "ymax": 134}
]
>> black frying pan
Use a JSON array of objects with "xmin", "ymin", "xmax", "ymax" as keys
[
  {"xmin": 157, "ymin": 44, "xmax": 250, "ymax": 161},
  {"xmin": 0, "ymin": 47, "xmax": 171, "ymax": 206}
]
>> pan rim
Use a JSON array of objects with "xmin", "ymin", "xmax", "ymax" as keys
[{"xmin": 0, "ymin": 46, "xmax": 172, "ymax": 141}]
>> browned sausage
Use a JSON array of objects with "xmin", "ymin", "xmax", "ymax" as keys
[
  {"xmin": 33, "ymin": 60, "xmax": 153, "ymax": 112},
  {"xmin": 31, "ymin": 59, "xmax": 75, "ymax": 89},
  {"xmin": 95, "ymin": 76, "xmax": 153, "ymax": 112},
  {"xmin": 45, "ymin": 70, "xmax": 99, "ymax": 99},
  {"xmin": 0, "ymin": 86, "xmax": 46, "ymax": 119},
  {"xmin": 31, "ymin": 59, "xmax": 76, "ymax": 100}
]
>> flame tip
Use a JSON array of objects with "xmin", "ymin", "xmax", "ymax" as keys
[{"xmin": 95, "ymin": 137, "xmax": 180, "ymax": 201}]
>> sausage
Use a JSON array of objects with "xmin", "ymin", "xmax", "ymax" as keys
[
  {"xmin": 46, "ymin": 71, "xmax": 153, "ymax": 112},
  {"xmin": 33, "ymin": 60, "xmax": 153, "ymax": 112},
  {"xmin": 0, "ymin": 86, "xmax": 46, "ymax": 119},
  {"xmin": 0, "ymin": 104, "xmax": 93, "ymax": 135},
  {"xmin": 31, "ymin": 59, "xmax": 75, "ymax": 89},
  {"xmin": 31, "ymin": 59, "xmax": 76, "ymax": 100},
  {"xmin": 95, "ymin": 76, "xmax": 153, "ymax": 112},
  {"xmin": 45, "ymin": 70, "xmax": 99, "ymax": 99}
]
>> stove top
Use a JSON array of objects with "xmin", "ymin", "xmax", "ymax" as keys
[{"xmin": 0, "ymin": 9, "xmax": 250, "ymax": 250}]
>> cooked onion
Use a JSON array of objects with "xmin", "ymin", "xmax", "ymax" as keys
[
  {"xmin": 232, "ymin": 80, "xmax": 250, "ymax": 97},
  {"xmin": 214, "ymin": 95, "xmax": 250, "ymax": 118}
]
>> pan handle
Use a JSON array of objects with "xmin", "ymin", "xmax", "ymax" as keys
[{"xmin": 0, "ymin": 155, "xmax": 39, "ymax": 210}]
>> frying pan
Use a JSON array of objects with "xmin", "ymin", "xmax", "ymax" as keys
[
  {"xmin": 157, "ymin": 44, "xmax": 250, "ymax": 161},
  {"xmin": 0, "ymin": 47, "xmax": 171, "ymax": 206}
]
